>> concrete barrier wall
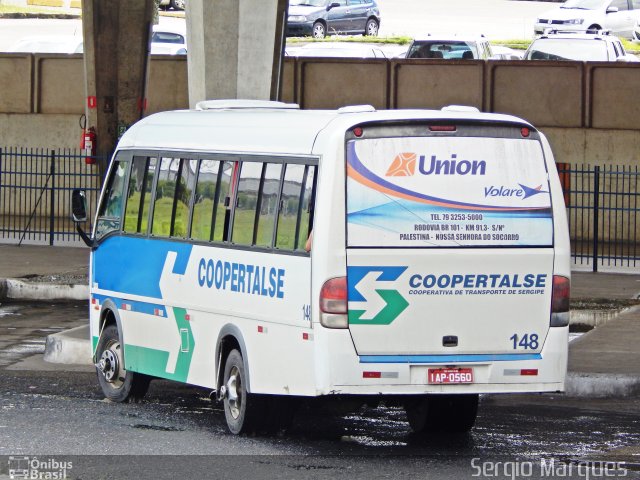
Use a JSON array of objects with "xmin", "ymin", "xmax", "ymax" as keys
[
  {"xmin": 36, "ymin": 55, "xmax": 84, "ymax": 114},
  {"xmin": 298, "ymin": 58, "xmax": 388, "ymax": 109},
  {"xmin": 1, "ymin": 54, "xmax": 639, "ymax": 165},
  {"xmin": 147, "ymin": 56, "xmax": 189, "ymax": 115},
  {"xmin": 393, "ymin": 60, "xmax": 484, "ymax": 110},
  {"xmin": 487, "ymin": 61, "xmax": 584, "ymax": 128},
  {"xmin": 0, "ymin": 54, "xmax": 32, "ymax": 113}
]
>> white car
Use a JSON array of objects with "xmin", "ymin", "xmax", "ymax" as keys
[
  {"xmin": 534, "ymin": 0, "xmax": 640, "ymax": 40},
  {"xmin": 491, "ymin": 45, "xmax": 524, "ymax": 60},
  {"xmin": 150, "ymin": 24, "xmax": 187, "ymax": 55},
  {"xmin": 524, "ymin": 29, "xmax": 639, "ymax": 61}
]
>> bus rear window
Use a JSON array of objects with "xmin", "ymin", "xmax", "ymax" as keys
[{"xmin": 346, "ymin": 135, "xmax": 553, "ymax": 248}]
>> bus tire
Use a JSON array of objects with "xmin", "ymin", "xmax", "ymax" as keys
[
  {"xmin": 405, "ymin": 394, "xmax": 479, "ymax": 433},
  {"xmin": 223, "ymin": 349, "xmax": 264, "ymax": 434},
  {"xmin": 95, "ymin": 324, "xmax": 151, "ymax": 403}
]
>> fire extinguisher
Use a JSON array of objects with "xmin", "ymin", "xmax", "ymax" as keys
[
  {"xmin": 83, "ymin": 127, "xmax": 97, "ymax": 165},
  {"xmin": 79, "ymin": 114, "xmax": 97, "ymax": 165}
]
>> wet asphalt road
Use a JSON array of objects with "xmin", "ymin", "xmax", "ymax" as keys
[{"xmin": 1, "ymin": 301, "xmax": 639, "ymax": 479}]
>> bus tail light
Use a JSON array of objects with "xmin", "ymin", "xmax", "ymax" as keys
[
  {"xmin": 320, "ymin": 277, "xmax": 348, "ymax": 329},
  {"xmin": 550, "ymin": 275, "xmax": 570, "ymax": 327}
]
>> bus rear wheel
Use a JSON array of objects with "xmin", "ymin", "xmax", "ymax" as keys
[
  {"xmin": 405, "ymin": 394, "xmax": 479, "ymax": 433},
  {"xmin": 222, "ymin": 349, "xmax": 264, "ymax": 434},
  {"xmin": 95, "ymin": 324, "xmax": 151, "ymax": 402}
]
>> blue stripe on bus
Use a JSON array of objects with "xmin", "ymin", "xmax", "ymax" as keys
[
  {"xmin": 93, "ymin": 236, "xmax": 193, "ymax": 300},
  {"xmin": 358, "ymin": 353, "xmax": 542, "ymax": 364}
]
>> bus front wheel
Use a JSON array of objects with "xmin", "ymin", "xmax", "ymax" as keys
[
  {"xmin": 95, "ymin": 324, "xmax": 151, "ymax": 402},
  {"xmin": 222, "ymin": 349, "xmax": 263, "ymax": 434},
  {"xmin": 405, "ymin": 394, "xmax": 479, "ymax": 433}
]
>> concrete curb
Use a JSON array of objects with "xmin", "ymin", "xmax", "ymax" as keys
[
  {"xmin": 44, "ymin": 324, "xmax": 92, "ymax": 365},
  {"xmin": 565, "ymin": 372, "xmax": 640, "ymax": 398},
  {"xmin": 0, "ymin": 278, "xmax": 88, "ymax": 301}
]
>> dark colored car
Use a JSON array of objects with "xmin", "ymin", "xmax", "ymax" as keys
[{"xmin": 287, "ymin": 0, "xmax": 381, "ymax": 39}]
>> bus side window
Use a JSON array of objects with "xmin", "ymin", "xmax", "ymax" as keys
[
  {"xmin": 232, "ymin": 161, "xmax": 263, "ymax": 245},
  {"xmin": 276, "ymin": 163, "xmax": 304, "ymax": 250},
  {"xmin": 172, "ymin": 159, "xmax": 198, "ymax": 238},
  {"xmin": 255, "ymin": 163, "xmax": 282, "ymax": 247},
  {"xmin": 296, "ymin": 165, "xmax": 316, "ymax": 252},
  {"xmin": 191, "ymin": 159, "xmax": 220, "ymax": 242},
  {"xmin": 217, "ymin": 161, "xmax": 235, "ymax": 242},
  {"xmin": 96, "ymin": 160, "xmax": 128, "ymax": 240},
  {"xmin": 124, "ymin": 156, "xmax": 157, "ymax": 235}
]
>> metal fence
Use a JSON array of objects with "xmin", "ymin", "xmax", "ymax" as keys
[
  {"xmin": 0, "ymin": 148, "xmax": 102, "ymax": 246},
  {"xmin": 558, "ymin": 163, "xmax": 640, "ymax": 272}
]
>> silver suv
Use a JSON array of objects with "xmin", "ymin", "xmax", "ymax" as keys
[{"xmin": 524, "ymin": 29, "xmax": 639, "ymax": 61}]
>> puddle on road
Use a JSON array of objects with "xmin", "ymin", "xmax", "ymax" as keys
[{"xmin": 0, "ymin": 305, "xmax": 21, "ymax": 318}]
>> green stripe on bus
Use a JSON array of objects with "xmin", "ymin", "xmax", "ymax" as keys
[{"xmin": 123, "ymin": 307, "xmax": 195, "ymax": 383}]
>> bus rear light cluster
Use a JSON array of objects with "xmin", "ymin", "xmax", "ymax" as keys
[
  {"xmin": 550, "ymin": 275, "xmax": 570, "ymax": 327},
  {"xmin": 319, "ymin": 276, "xmax": 348, "ymax": 329}
]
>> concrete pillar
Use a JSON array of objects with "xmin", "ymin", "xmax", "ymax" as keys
[
  {"xmin": 186, "ymin": 0, "xmax": 288, "ymax": 107},
  {"xmin": 82, "ymin": 0, "xmax": 155, "ymax": 176}
]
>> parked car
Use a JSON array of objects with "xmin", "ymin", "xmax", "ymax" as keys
[
  {"xmin": 634, "ymin": 18, "xmax": 640, "ymax": 41},
  {"xmin": 534, "ymin": 0, "xmax": 640, "ymax": 40},
  {"xmin": 405, "ymin": 34, "xmax": 494, "ymax": 59},
  {"xmin": 150, "ymin": 24, "xmax": 187, "ymax": 55},
  {"xmin": 158, "ymin": 0, "xmax": 185, "ymax": 11},
  {"xmin": 491, "ymin": 45, "xmax": 525, "ymax": 60},
  {"xmin": 523, "ymin": 29, "xmax": 639, "ymax": 61},
  {"xmin": 287, "ymin": 0, "xmax": 381, "ymax": 39},
  {"xmin": 285, "ymin": 41, "xmax": 386, "ymax": 57}
]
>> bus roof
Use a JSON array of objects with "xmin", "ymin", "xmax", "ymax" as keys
[{"xmin": 116, "ymin": 104, "xmax": 534, "ymax": 156}]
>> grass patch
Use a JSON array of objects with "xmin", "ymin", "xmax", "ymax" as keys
[
  {"xmin": 492, "ymin": 39, "xmax": 531, "ymax": 50},
  {"xmin": 621, "ymin": 38, "xmax": 640, "ymax": 54}
]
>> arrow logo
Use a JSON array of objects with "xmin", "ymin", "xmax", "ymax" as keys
[{"xmin": 347, "ymin": 266, "xmax": 409, "ymax": 326}]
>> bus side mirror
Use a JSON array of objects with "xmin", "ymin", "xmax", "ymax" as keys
[
  {"xmin": 72, "ymin": 189, "xmax": 88, "ymax": 222},
  {"xmin": 71, "ymin": 189, "xmax": 93, "ymax": 247}
]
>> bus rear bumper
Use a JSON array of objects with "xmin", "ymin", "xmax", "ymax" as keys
[{"xmin": 318, "ymin": 326, "xmax": 568, "ymax": 396}]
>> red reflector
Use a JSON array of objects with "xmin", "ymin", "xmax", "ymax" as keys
[
  {"xmin": 184, "ymin": 314, "xmax": 191, "ymax": 321},
  {"xmin": 363, "ymin": 371, "xmax": 381, "ymax": 378},
  {"xmin": 302, "ymin": 332, "xmax": 309, "ymax": 340},
  {"xmin": 353, "ymin": 127, "xmax": 363, "ymax": 137},
  {"xmin": 429, "ymin": 125, "xmax": 456, "ymax": 132},
  {"xmin": 91, "ymin": 298, "xmax": 97, "ymax": 305},
  {"xmin": 551, "ymin": 275, "xmax": 570, "ymax": 313},
  {"xmin": 521, "ymin": 369, "xmax": 538, "ymax": 376},
  {"xmin": 320, "ymin": 277, "xmax": 347, "ymax": 314},
  {"xmin": 521, "ymin": 127, "xmax": 531, "ymax": 137},
  {"xmin": 257, "ymin": 326, "xmax": 264, "ymax": 333}
]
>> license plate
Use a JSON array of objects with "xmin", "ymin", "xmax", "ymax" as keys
[{"xmin": 428, "ymin": 367, "xmax": 474, "ymax": 384}]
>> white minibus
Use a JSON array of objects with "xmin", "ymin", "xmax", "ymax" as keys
[{"xmin": 72, "ymin": 100, "xmax": 570, "ymax": 435}]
